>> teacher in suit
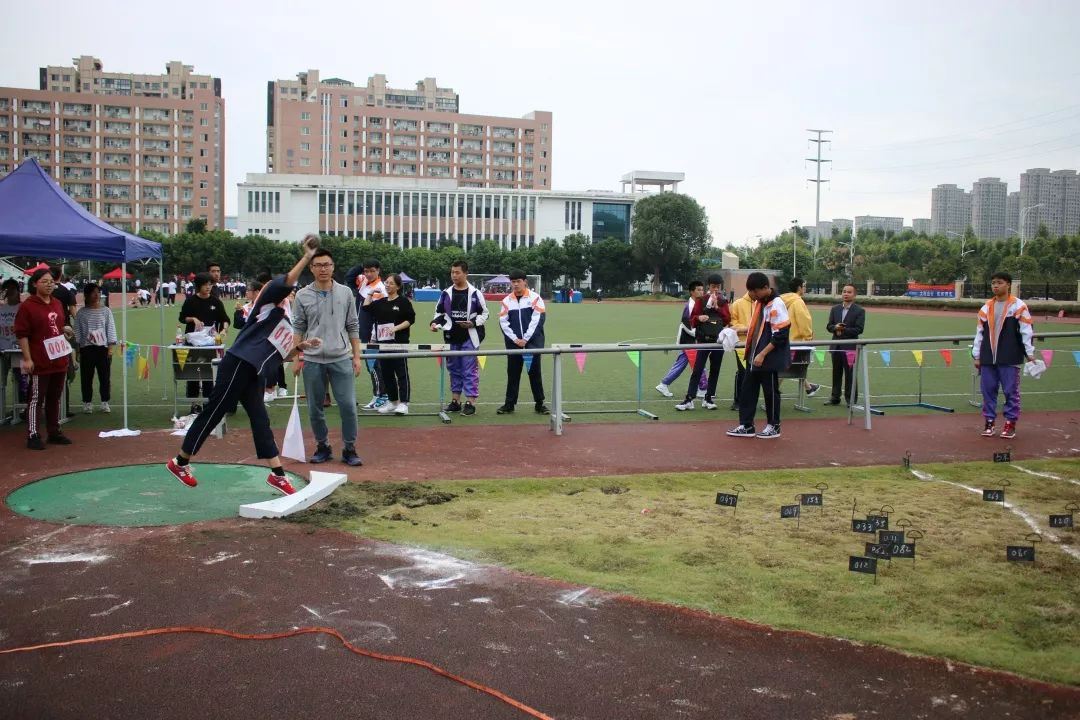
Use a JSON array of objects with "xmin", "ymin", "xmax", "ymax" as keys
[{"xmin": 825, "ymin": 284, "xmax": 865, "ymax": 406}]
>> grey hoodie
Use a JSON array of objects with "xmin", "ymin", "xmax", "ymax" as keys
[{"xmin": 292, "ymin": 281, "xmax": 360, "ymax": 363}]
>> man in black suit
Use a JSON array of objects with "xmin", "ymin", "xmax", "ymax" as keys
[{"xmin": 825, "ymin": 284, "xmax": 865, "ymax": 406}]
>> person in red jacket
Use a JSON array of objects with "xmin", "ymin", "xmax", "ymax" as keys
[{"xmin": 14, "ymin": 268, "xmax": 72, "ymax": 449}]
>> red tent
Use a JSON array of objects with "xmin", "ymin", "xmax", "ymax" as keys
[
  {"xmin": 102, "ymin": 266, "xmax": 134, "ymax": 280},
  {"xmin": 23, "ymin": 261, "xmax": 49, "ymax": 275}
]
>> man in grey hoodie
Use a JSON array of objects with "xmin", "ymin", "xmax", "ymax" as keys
[{"xmin": 292, "ymin": 248, "xmax": 364, "ymax": 466}]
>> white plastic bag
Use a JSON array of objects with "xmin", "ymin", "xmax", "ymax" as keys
[
  {"xmin": 1023, "ymin": 358, "xmax": 1046, "ymax": 380},
  {"xmin": 719, "ymin": 327, "xmax": 739, "ymax": 352},
  {"xmin": 185, "ymin": 328, "xmax": 217, "ymax": 347},
  {"xmin": 281, "ymin": 391, "xmax": 307, "ymax": 462}
]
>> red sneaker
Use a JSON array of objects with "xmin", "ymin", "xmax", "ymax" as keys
[
  {"xmin": 267, "ymin": 473, "xmax": 297, "ymax": 495},
  {"xmin": 1000, "ymin": 421, "xmax": 1016, "ymax": 440},
  {"xmin": 166, "ymin": 458, "xmax": 198, "ymax": 487}
]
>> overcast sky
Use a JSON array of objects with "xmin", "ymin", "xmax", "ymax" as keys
[{"xmin": 3, "ymin": 0, "xmax": 1078, "ymax": 246}]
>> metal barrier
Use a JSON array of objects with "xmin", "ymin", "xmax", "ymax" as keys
[{"xmin": 359, "ymin": 331, "xmax": 1080, "ymax": 436}]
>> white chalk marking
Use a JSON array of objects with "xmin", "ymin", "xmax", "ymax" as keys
[
  {"xmin": 203, "ymin": 552, "xmax": 241, "ymax": 565},
  {"xmin": 1012, "ymin": 464, "xmax": 1079, "ymax": 486},
  {"xmin": 0, "ymin": 526, "xmax": 72, "ymax": 558},
  {"xmin": 376, "ymin": 548, "xmax": 478, "ymax": 591},
  {"xmin": 301, "ymin": 605, "xmax": 322, "ymax": 619},
  {"xmin": 557, "ymin": 588, "xmax": 602, "ymax": 607},
  {"xmin": 90, "ymin": 599, "xmax": 132, "ymax": 617},
  {"xmin": 21, "ymin": 552, "xmax": 109, "ymax": 565},
  {"xmin": 469, "ymin": 597, "xmax": 492, "ymax": 604}
]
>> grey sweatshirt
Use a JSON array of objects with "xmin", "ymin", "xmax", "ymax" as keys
[
  {"xmin": 291, "ymin": 281, "xmax": 359, "ymax": 363},
  {"xmin": 74, "ymin": 306, "xmax": 118, "ymax": 347}
]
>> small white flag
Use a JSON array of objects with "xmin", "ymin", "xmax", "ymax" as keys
[{"xmin": 281, "ymin": 391, "xmax": 307, "ymax": 462}]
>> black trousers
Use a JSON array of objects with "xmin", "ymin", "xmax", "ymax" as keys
[
  {"xmin": 685, "ymin": 349, "xmax": 723, "ymax": 402},
  {"xmin": 830, "ymin": 350, "xmax": 857, "ymax": 403},
  {"xmin": 181, "ymin": 354, "xmax": 278, "ymax": 459},
  {"xmin": 505, "ymin": 353, "xmax": 544, "ymax": 407},
  {"xmin": 79, "ymin": 345, "xmax": 111, "ymax": 403},
  {"xmin": 379, "ymin": 357, "xmax": 411, "ymax": 402},
  {"xmin": 738, "ymin": 369, "xmax": 780, "ymax": 428}
]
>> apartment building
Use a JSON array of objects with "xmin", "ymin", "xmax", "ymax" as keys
[
  {"xmin": 1019, "ymin": 168, "xmax": 1080, "ymax": 238},
  {"xmin": 912, "ymin": 218, "xmax": 932, "ymax": 235},
  {"xmin": 238, "ymin": 173, "xmax": 633, "ymax": 250},
  {"xmin": 853, "ymin": 215, "xmax": 904, "ymax": 235},
  {"xmin": 930, "ymin": 183, "xmax": 971, "ymax": 237},
  {"xmin": 971, "ymin": 177, "xmax": 1008, "ymax": 240},
  {"xmin": 1006, "ymin": 191, "xmax": 1020, "ymax": 237},
  {"xmin": 266, "ymin": 70, "xmax": 551, "ymax": 191},
  {"xmin": 0, "ymin": 55, "xmax": 225, "ymax": 233}
]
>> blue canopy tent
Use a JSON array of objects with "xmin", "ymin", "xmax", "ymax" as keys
[{"xmin": 0, "ymin": 158, "xmax": 164, "ymax": 432}]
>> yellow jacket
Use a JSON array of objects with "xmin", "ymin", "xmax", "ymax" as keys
[
  {"xmin": 780, "ymin": 292, "xmax": 814, "ymax": 341},
  {"xmin": 729, "ymin": 292, "xmax": 753, "ymax": 337}
]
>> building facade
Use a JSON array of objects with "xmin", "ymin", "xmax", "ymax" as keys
[
  {"xmin": 853, "ymin": 215, "xmax": 904, "ymax": 235},
  {"xmin": 930, "ymin": 183, "xmax": 971, "ymax": 237},
  {"xmin": 1018, "ymin": 168, "xmax": 1080, "ymax": 239},
  {"xmin": 238, "ymin": 173, "xmax": 634, "ymax": 250},
  {"xmin": 971, "ymin": 177, "xmax": 1008, "ymax": 240},
  {"xmin": 1006, "ymin": 191, "xmax": 1020, "ymax": 237},
  {"xmin": 912, "ymin": 218, "xmax": 932, "ymax": 235},
  {"xmin": 266, "ymin": 70, "xmax": 551, "ymax": 191},
  {"xmin": 0, "ymin": 55, "xmax": 225, "ymax": 234}
]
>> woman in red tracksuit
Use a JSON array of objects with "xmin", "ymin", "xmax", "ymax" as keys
[{"xmin": 14, "ymin": 268, "xmax": 72, "ymax": 450}]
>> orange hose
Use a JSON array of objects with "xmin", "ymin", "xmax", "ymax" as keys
[{"xmin": 0, "ymin": 625, "xmax": 553, "ymax": 720}]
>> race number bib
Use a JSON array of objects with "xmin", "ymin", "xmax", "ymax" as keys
[
  {"xmin": 88, "ymin": 328, "xmax": 107, "ymax": 346},
  {"xmin": 376, "ymin": 323, "xmax": 396, "ymax": 342},
  {"xmin": 268, "ymin": 317, "xmax": 293, "ymax": 358},
  {"xmin": 44, "ymin": 335, "xmax": 73, "ymax": 360}
]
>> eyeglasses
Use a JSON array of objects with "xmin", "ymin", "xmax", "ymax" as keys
[{"xmin": 311, "ymin": 262, "xmax": 334, "ymax": 269}]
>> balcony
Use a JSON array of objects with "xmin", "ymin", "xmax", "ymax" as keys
[
  {"xmin": 460, "ymin": 168, "xmax": 483, "ymax": 179},
  {"xmin": 392, "ymin": 119, "xmax": 417, "ymax": 131},
  {"xmin": 103, "ymin": 204, "xmax": 132, "ymax": 219},
  {"xmin": 460, "ymin": 140, "xmax": 482, "ymax": 151},
  {"xmin": 460, "ymin": 154, "xmax": 482, "ymax": 165},
  {"xmin": 461, "ymin": 126, "xmax": 483, "ymax": 137},
  {"xmin": 143, "ymin": 170, "xmax": 170, "ymax": 183},
  {"xmin": 104, "ymin": 122, "xmax": 132, "ymax": 134},
  {"xmin": 23, "ymin": 150, "xmax": 50, "ymax": 162},
  {"xmin": 180, "ymin": 110, "xmax": 194, "ymax": 122},
  {"xmin": 493, "ymin": 142, "xmax": 515, "ymax": 153},
  {"xmin": 181, "ymin": 126, "xmax": 193, "ymax": 138},
  {"xmin": 142, "ymin": 124, "xmax": 170, "ymax": 137},
  {"xmin": 104, "ymin": 107, "xmax": 132, "ymax": 119},
  {"xmin": 21, "ymin": 101, "xmax": 50, "ymax": 114},
  {"xmin": 64, "ymin": 167, "xmax": 96, "ymax": 180},
  {"xmin": 103, "ymin": 186, "xmax": 131, "ymax": 199},
  {"xmin": 142, "ymin": 189, "xmax": 171, "ymax": 201},
  {"xmin": 493, "ymin": 171, "xmax": 515, "ymax": 182},
  {"xmin": 493, "ymin": 127, "xmax": 516, "ymax": 138},
  {"xmin": 143, "ymin": 140, "xmax": 171, "ymax": 152},
  {"xmin": 24, "ymin": 118, "xmax": 52, "ymax": 130},
  {"xmin": 426, "ymin": 151, "xmax": 451, "ymax": 163},
  {"xmin": 0, "ymin": 116, "xmax": 8, "ymax": 128},
  {"xmin": 143, "ymin": 205, "xmax": 170, "ymax": 220},
  {"xmin": 63, "ymin": 183, "xmax": 92, "ymax": 198},
  {"xmin": 493, "ymin": 157, "xmax": 515, "ymax": 167},
  {"xmin": 0, "ymin": 99, "xmax": 9, "ymax": 111},
  {"xmin": 391, "ymin": 135, "xmax": 417, "ymax": 147},
  {"xmin": 21, "ymin": 133, "xmax": 50, "ymax": 146},
  {"xmin": 368, "ymin": 132, "xmax": 383, "ymax": 143},
  {"xmin": 427, "ymin": 137, "xmax": 451, "ymax": 148},
  {"xmin": 63, "ymin": 136, "xmax": 92, "ymax": 149},
  {"xmin": 367, "ymin": 117, "xmax": 383, "ymax": 128},
  {"xmin": 143, "ymin": 109, "xmax": 171, "ymax": 121},
  {"xmin": 63, "ymin": 103, "xmax": 91, "ymax": 116},
  {"xmin": 63, "ymin": 119, "xmax": 91, "ymax": 132},
  {"xmin": 426, "ymin": 122, "xmax": 451, "ymax": 134},
  {"xmin": 103, "ymin": 138, "xmax": 131, "ymax": 149},
  {"xmin": 104, "ymin": 153, "xmax": 131, "ymax": 165},
  {"xmin": 367, "ymin": 149, "xmax": 383, "ymax": 159},
  {"xmin": 142, "ymin": 154, "xmax": 170, "ymax": 168},
  {"xmin": 367, "ymin": 162, "xmax": 383, "ymax": 173},
  {"xmin": 104, "ymin": 169, "xmax": 131, "ymax": 181},
  {"xmin": 392, "ymin": 149, "xmax": 418, "ymax": 161},
  {"xmin": 62, "ymin": 151, "xmax": 92, "ymax": 164},
  {"xmin": 428, "ymin": 167, "xmax": 451, "ymax": 178},
  {"xmin": 0, "ymin": 132, "xmax": 7, "ymax": 144},
  {"xmin": 391, "ymin": 164, "xmax": 417, "ymax": 176}
]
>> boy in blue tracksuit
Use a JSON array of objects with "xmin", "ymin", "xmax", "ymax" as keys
[
  {"xmin": 655, "ymin": 280, "xmax": 708, "ymax": 398},
  {"xmin": 496, "ymin": 269, "xmax": 548, "ymax": 415},
  {"xmin": 429, "ymin": 260, "xmax": 488, "ymax": 416},
  {"xmin": 727, "ymin": 272, "xmax": 790, "ymax": 439},
  {"xmin": 973, "ymin": 271, "xmax": 1035, "ymax": 439}
]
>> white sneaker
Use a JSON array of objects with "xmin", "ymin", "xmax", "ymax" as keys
[
  {"xmin": 394, "ymin": 403, "xmax": 409, "ymax": 415},
  {"xmin": 675, "ymin": 400, "xmax": 695, "ymax": 411},
  {"xmin": 263, "ymin": 391, "xmax": 275, "ymax": 403},
  {"xmin": 361, "ymin": 396, "xmax": 379, "ymax": 410},
  {"xmin": 83, "ymin": 402, "xmax": 93, "ymax": 414},
  {"xmin": 702, "ymin": 400, "xmax": 717, "ymax": 410},
  {"xmin": 276, "ymin": 387, "xmax": 288, "ymax": 398},
  {"xmin": 100, "ymin": 401, "xmax": 110, "ymax": 414},
  {"xmin": 378, "ymin": 402, "xmax": 395, "ymax": 414},
  {"xmin": 696, "ymin": 388, "xmax": 707, "ymax": 399},
  {"xmin": 655, "ymin": 383, "xmax": 673, "ymax": 398}
]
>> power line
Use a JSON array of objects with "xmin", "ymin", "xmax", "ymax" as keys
[{"xmin": 806, "ymin": 129, "xmax": 832, "ymax": 255}]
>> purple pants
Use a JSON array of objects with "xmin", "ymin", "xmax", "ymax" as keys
[
  {"xmin": 980, "ymin": 364, "xmax": 1021, "ymax": 422},
  {"xmin": 448, "ymin": 339, "xmax": 480, "ymax": 398},
  {"xmin": 661, "ymin": 350, "xmax": 709, "ymax": 389}
]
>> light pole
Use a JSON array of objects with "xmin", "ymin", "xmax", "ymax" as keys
[
  {"xmin": 791, "ymin": 220, "xmax": 799, "ymax": 276},
  {"xmin": 837, "ymin": 238, "xmax": 855, "ymax": 282},
  {"xmin": 1018, "ymin": 203, "xmax": 1045, "ymax": 257}
]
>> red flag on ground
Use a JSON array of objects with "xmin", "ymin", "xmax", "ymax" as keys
[{"xmin": 939, "ymin": 349, "xmax": 953, "ymax": 367}]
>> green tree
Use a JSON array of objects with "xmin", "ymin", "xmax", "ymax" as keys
[
  {"xmin": 528, "ymin": 239, "xmax": 566, "ymax": 294},
  {"xmin": 466, "ymin": 239, "xmax": 506, "ymax": 274},
  {"xmin": 589, "ymin": 237, "xmax": 640, "ymax": 294},
  {"xmin": 560, "ymin": 233, "xmax": 592, "ymax": 285},
  {"xmin": 630, "ymin": 193, "xmax": 710, "ymax": 292},
  {"xmin": 184, "ymin": 218, "xmax": 207, "ymax": 234}
]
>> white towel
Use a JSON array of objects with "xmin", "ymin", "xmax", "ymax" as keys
[{"xmin": 719, "ymin": 327, "xmax": 739, "ymax": 352}]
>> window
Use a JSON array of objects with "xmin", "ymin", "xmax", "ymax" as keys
[
  {"xmin": 199, "ymin": 198, "xmax": 208, "ymax": 207},
  {"xmin": 199, "ymin": 180, "xmax": 208, "ymax": 189},
  {"xmin": 200, "ymin": 103, "xmax": 208, "ymax": 111},
  {"xmin": 301, "ymin": 111, "xmax": 311, "ymax": 120},
  {"xmin": 340, "ymin": 160, "xmax": 347, "ymax": 168},
  {"xmin": 300, "ymin": 158, "xmax": 310, "ymax": 167},
  {"xmin": 301, "ymin": 127, "xmax": 310, "ymax": 136},
  {"xmin": 300, "ymin": 142, "xmax": 310, "ymax": 151}
]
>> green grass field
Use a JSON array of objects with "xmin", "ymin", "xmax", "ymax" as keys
[
  {"xmin": 289, "ymin": 458, "xmax": 1080, "ymax": 685},
  {"xmin": 4, "ymin": 298, "xmax": 1078, "ymax": 433}
]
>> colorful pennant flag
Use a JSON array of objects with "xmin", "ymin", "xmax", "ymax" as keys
[
  {"xmin": 175, "ymin": 348, "xmax": 189, "ymax": 371},
  {"xmin": 1073, "ymin": 350, "xmax": 1080, "ymax": 368},
  {"xmin": 477, "ymin": 355, "xmax": 487, "ymax": 370},
  {"xmin": 150, "ymin": 344, "xmax": 160, "ymax": 367},
  {"xmin": 435, "ymin": 355, "xmax": 443, "ymax": 368},
  {"xmin": 939, "ymin": 349, "xmax": 953, "ymax": 367},
  {"xmin": 880, "ymin": 350, "xmax": 891, "ymax": 367},
  {"xmin": 1041, "ymin": 349, "xmax": 1054, "ymax": 367},
  {"xmin": 814, "ymin": 350, "xmax": 826, "ymax": 366},
  {"xmin": 523, "ymin": 354, "xmax": 534, "ymax": 372},
  {"xmin": 912, "ymin": 350, "xmax": 924, "ymax": 367},
  {"xmin": 575, "ymin": 352, "xmax": 587, "ymax": 374},
  {"xmin": 845, "ymin": 350, "xmax": 857, "ymax": 367},
  {"xmin": 626, "ymin": 351, "xmax": 640, "ymax": 368},
  {"xmin": 683, "ymin": 349, "xmax": 698, "ymax": 368},
  {"xmin": 137, "ymin": 355, "xmax": 148, "ymax": 381}
]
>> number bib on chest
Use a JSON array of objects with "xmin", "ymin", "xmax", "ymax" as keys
[
  {"xmin": 268, "ymin": 317, "xmax": 293, "ymax": 358},
  {"xmin": 44, "ymin": 335, "xmax": 73, "ymax": 360},
  {"xmin": 88, "ymin": 328, "xmax": 107, "ymax": 346},
  {"xmin": 376, "ymin": 323, "xmax": 396, "ymax": 342}
]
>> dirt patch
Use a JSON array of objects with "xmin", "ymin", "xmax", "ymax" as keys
[
  {"xmin": 601, "ymin": 485, "xmax": 630, "ymax": 495},
  {"xmin": 287, "ymin": 482, "xmax": 457, "ymax": 526}
]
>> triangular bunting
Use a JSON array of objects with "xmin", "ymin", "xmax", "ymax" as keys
[
  {"xmin": 1073, "ymin": 350, "xmax": 1080, "ymax": 368},
  {"xmin": 814, "ymin": 350, "xmax": 826, "ymax": 366},
  {"xmin": 523, "ymin": 354, "xmax": 533, "ymax": 372},
  {"xmin": 880, "ymin": 350, "xmax": 891, "ymax": 367},
  {"xmin": 1041, "ymin": 349, "xmax": 1054, "ymax": 367},
  {"xmin": 683, "ymin": 349, "xmax": 697, "ymax": 368},
  {"xmin": 574, "ymin": 352, "xmax": 587, "ymax": 374},
  {"xmin": 477, "ymin": 355, "xmax": 487, "ymax": 370},
  {"xmin": 626, "ymin": 350, "xmax": 640, "ymax": 368},
  {"xmin": 912, "ymin": 350, "xmax": 924, "ymax": 367},
  {"xmin": 175, "ymin": 348, "xmax": 189, "ymax": 371},
  {"xmin": 939, "ymin": 349, "xmax": 952, "ymax": 367},
  {"xmin": 435, "ymin": 355, "xmax": 443, "ymax": 368},
  {"xmin": 151, "ymin": 344, "xmax": 160, "ymax": 367},
  {"xmin": 845, "ymin": 350, "xmax": 857, "ymax": 368},
  {"xmin": 137, "ymin": 355, "xmax": 149, "ymax": 380}
]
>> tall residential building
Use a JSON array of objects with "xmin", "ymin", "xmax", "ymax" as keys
[
  {"xmin": 1006, "ymin": 191, "xmax": 1020, "ymax": 236},
  {"xmin": 0, "ymin": 55, "xmax": 225, "ymax": 234},
  {"xmin": 238, "ymin": 173, "xmax": 635, "ymax": 250},
  {"xmin": 1018, "ymin": 168, "xmax": 1080, "ymax": 238},
  {"xmin": 971, "ymin": 177, "xmax": 1008, "ymax": 240},
  {"xmin": 930, "ymin": 183, "xmax": 971, "ymax": 237},
  {"xmin": 853, "ymin": 215, "xmax": 904, "ymax": 235},
  {"xmin": 266, "ymin": 70, "xmax": 551, "ymax": 191},
  {"xmin": 832, "ymin": 218, "xmax": 853, "ymax": 233},
  {"xmin": 912, "ymin": 218, "xmax": 932, "ymax": 235}
]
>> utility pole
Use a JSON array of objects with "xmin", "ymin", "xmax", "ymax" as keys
[
  {"xmin": 791, "ymin": 220, "xmax": 799, "ymax": 277},
  {"xmin": 806, "ymin": 129, "xmax": 832, "ymax": 260}
]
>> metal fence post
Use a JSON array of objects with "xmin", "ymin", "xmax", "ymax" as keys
[{"xmin": 551, "ymin": 350, "xmax": 564, "ymax": 436}]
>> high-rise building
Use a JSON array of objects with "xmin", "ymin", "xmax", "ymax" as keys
[
  {"xmin": 912, "ymin": 218, "xmax": 932, "ymax": 235},
  {"xmin": 853, "ymin": 215, "xmax": 904, "ymax": 235},
  {"xmin": 0, "ymin": 55, "xmax": 225, "ymax": 234},
  {"xmin": 971, "ymin": 177, "xmax": 1008, "ymax": 240},
  {"xmin": 831, "ymin": 218, "xmax": 853, "ymax": 234},
  {"xmin": 1006, "ymin": 191, "xmax": 1020, "ymax": 237},
  {"xmin": 266, "ymin": 70, "xmax": 551, "ymax": 191},
  {"xmin": 1018, "ymin": 168, "xmax": 1080, "ymax": 238},
  {"xmin": 930, "ymin": 183, "xmax": 971, "ymax": 237}
]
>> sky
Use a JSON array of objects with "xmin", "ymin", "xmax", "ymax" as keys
[{"xmin": 2, "ymin": 0, "xmax": 1079, "ymax": 247}]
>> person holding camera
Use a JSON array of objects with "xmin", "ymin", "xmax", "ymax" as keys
[{"xmin": 676, "ymin": 275, "xmax": 730, "ymax": 411}]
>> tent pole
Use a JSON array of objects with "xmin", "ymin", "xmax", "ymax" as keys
[
  {"xmin": 159, "ymin": 260, "xmax": 166, "ymax": 400},
  {"xmin": 122, "ymin": 261, "xmax": 129, "ymax": 430}
]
